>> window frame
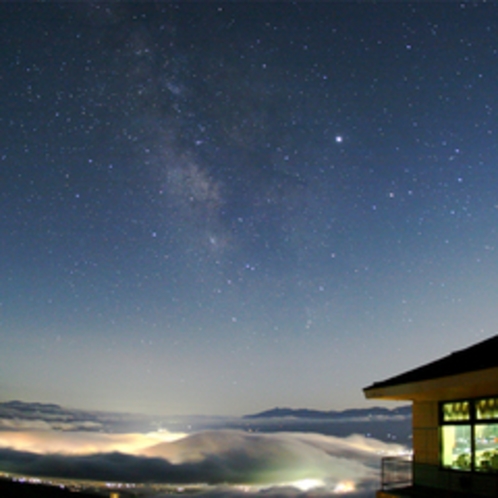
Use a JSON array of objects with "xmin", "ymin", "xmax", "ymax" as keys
[{"xmin": 440, "ymin": 396, "xmax": 498, "ymax": 473}]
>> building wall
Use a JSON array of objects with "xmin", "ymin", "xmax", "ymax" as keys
[
  {"xmin": 411, "ymin": 400, "xmax": 498, "ymax": 496},
  {"xmin": 412, "ymin": 400, "xmax": 439, "ymax": 466},
  {"xmin": 413, "ymin": 462, "xmax": 498, "ymax": 497}
]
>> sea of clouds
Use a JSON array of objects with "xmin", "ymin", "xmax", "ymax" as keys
[{"xmin": 0, "ymin": 401, "xmax": 411, "ymax": 497}]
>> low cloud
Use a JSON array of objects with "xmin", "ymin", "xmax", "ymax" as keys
[
  {"xmin": 0, "ymin": 400, "xmax": 164, "ymax": 434},
  {"xmin": 0, "ymin": 429, "xmax": 406, "ymax": 495},
  {"xmin": 0, "ymin": 429, "xmax": 185, "ymax": 455},
  {"xmin": 0, "ymin": 402, "xmax": 408, "ymax": 495},
  {"xmin": 0, "ymin": 418, "xmax": 102, "ymax": 432}
]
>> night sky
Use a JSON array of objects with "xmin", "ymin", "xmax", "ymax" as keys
[{"xmin": 2, "ymin": 1, "xmax": 498, "ymax": 417}]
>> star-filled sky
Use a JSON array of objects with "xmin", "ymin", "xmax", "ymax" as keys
[{"xmin": 2, "ymin": 1, "xmax": 498, "ymax": 417}]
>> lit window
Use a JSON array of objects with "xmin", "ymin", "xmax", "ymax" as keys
[
  {"xmin": 441, "ymin": 425, "xmax": 471, "ymax": 470},
  {"xmin": 443, "ymin": 401, "xmax": 470, "ymax": 422},
  {"xmin": 441, "ymin": 397, "xmax": 498, "ymax": 473},
  {"xmin": 475, "ymin": 423, "xmax": 498, "ymax": 472},
  {"xmin": 476, "ymin": 397, "xmax": 498, "ymax": 420}
]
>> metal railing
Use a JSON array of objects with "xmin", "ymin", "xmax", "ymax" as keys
[{"xmin": 381, "ymin": 455, "xmax": 413, "ymax": 490}]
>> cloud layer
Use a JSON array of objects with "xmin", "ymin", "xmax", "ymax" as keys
[
  {"xmin": 0, "ymin": 428, "xmax": 405, "ymax": 495},
  {"xmin": 0, "ymin": 402, "xmax": 409, "ymax": 496}
]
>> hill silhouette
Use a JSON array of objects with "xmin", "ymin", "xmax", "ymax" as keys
[
  {"xmin": 244, "ymin": 405, "xmax": 411, "ymax": 420},
  {"xmin": 0, "ymin": 478, "xmax": 100, "ymax": 498}
]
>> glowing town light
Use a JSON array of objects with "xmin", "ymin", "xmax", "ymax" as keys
[
  {"xmin": 333, "ymin": 480, "xmax": 355, "ymax": 493},
  {"xmin": 290, "ymin": 478, "xmax": 324, "ymax": 491}
]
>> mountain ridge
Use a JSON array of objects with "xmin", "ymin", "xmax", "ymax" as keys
[
  {"xmin": 0, "ymin": 400, "xmax": 412, "ymax": 421},
  {"xmin": 244, "ymin": 405, "xmax": 411, "ymax": 420}
]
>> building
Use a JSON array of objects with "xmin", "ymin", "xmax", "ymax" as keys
[{"xmin": 364, "ymin": 335, "xmax": 498, "ymax": 497}]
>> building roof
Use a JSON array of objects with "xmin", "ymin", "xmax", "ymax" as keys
[{"xmin": 364, "ymin": 335, "xmax": 498, "ymax": 394}]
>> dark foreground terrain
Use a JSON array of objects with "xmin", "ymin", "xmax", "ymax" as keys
[{"xmin": 0, "ymin": 478, "xmax": 100, "ymax": 498}]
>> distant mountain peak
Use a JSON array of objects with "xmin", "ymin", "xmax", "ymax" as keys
[
  {"xmin": 3, "ymin": 400, "xmax": 63, "ymax": 411},
  {"xmin": 244, "ymin": 405, "xmax": 411, "ymax": 420}
]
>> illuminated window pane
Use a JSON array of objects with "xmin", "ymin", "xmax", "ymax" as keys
[
  {"xmin": 476, "ymin": 398, "xmax": 498, "ymax": 420},
  {"xmin": 475, "ymin": 424, "xmax": 498, "ymax": 472},
  {"xmin": 441, "ymin": 425, "xmax": 471, "ymax": 470},
  {"xmin": 442, "ymin": 401, "xmax": 470, "ymax": 422}
]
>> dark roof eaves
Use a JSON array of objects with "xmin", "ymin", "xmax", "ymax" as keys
[{"xmin": 364, "ymin": 335, "xmax": 498, "ymax": 392}]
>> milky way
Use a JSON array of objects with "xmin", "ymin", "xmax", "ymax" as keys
[{"xmin": 1, "ymin": 2, "xmax": 498, "ymax": 416}]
